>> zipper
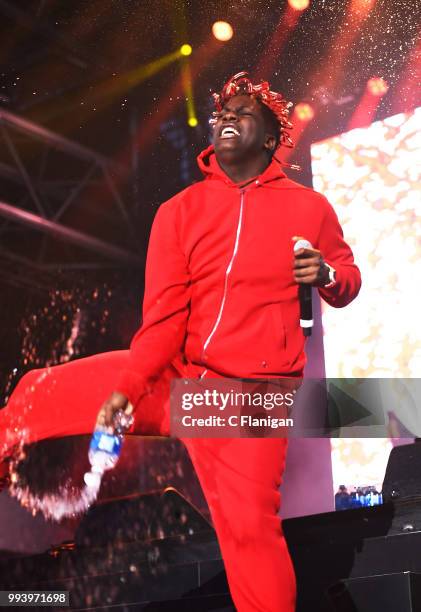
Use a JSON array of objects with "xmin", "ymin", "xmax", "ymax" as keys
[{"xmin": 201, "ymin": 189, "xmax": 245, "ymax": 358}]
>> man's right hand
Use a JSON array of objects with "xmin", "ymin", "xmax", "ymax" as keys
[{"xmin": 95, "ymin": 391, "xmax": 133, "ymax": 432}]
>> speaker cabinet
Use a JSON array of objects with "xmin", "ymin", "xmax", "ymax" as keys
[{"xmin": 328, "ymin": 572, "xmax": 421, "ymax": 612}]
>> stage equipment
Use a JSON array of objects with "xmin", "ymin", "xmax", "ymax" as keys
[
  {"xmin": 29, "ymin": 47, "xmax": 193, "ymax": 130},
  {"xmin": 382, "ymin": 440, "xmax": 421, "ymax": 502},
  {"xmin": 0, "ymin": 110, "xmax": 142, "ymax": 274},
  {"xmin": 284, "ymin": 502, "xmax": 421, "ymax": 611},
  {"xmin": 288, "ymin": 0, "xmax": 310, "ymax": 10},
  {"xmin": 367, "ymin": 77, "xmax": 389, "ymax": 96},
  {"xmin": 4, "ymin": 444, "xmax": 421, "ymax": 610},
  {"xmin": 212, "ymin": 21, "xmax": 233, "ymax": 42},
  {"xmin": 0, "ymin": 488, "xmax": 235, "ymax": 610},
  {"xmin": 132, "ymin": 36, "xmax": 225, "ymax": 157},
  {"xmin": 348, "ymin": 77, "xmax": 389, "ymax": 129},
  {"xmin": 75, "ymin": 487, "xmax": 212, "ymax": 547},
  {"xmin": 180, "ymin": 44, "xmax": 192, "ymax": 56},
  {"xmin": 180, "ymin": 59, "xmax": 198, "ymax": 129},
  {"xmin": 328, "ymin": 572, "xmax": 421, "ymax": 612},
  {"xmin": 278, "ymin": 103, "xmax": 316, "ymax": 164},
  {"xmin": 295, "ymin": 102, "xmax": 315, "ymax": 122}
]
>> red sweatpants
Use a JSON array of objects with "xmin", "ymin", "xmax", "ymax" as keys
[{"xmin": 0, "ymin": 351, "xmax": 296, "ymax": 612}]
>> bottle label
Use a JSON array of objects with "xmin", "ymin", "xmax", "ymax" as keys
[
  {"xmin": 90, "ymin": 431, "xmax": 122, "ymax": 456},
  {"xmin": 98, "ymin": 435, "xmax": 117, "ymax": 453}
]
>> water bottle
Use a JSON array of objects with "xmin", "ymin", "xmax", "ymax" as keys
[
  {"xmin": 367, "ymin": 490, "xmax": 383, "ymax": 507},
  {"xmin": 84, "ymin": 408, "xmax": 134, "ymax": 489}
]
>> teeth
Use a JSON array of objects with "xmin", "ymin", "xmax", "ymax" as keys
[{"xmin": 221, "ymin": 126, "xmax": 240, "ymax": 138}]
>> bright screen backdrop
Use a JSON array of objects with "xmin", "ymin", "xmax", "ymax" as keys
[{"xmin": 311, "ymin": 107, "xmax": 421, "ymax": 493}]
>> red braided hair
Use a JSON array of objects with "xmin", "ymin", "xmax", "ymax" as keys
[{"xmin": 211, "ymin": 71, "xmax": 294, "ymax": 149}]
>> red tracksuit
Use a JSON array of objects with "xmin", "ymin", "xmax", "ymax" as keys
[{"xmin": 0, "ymin": 146, "xmax": 361, "ymax": 611}]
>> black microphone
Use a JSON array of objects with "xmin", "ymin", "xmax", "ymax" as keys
[{"xmin": 294, "ymin": 239, "xmax": 313, "ymax": 337}]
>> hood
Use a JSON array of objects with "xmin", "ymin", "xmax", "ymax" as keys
[{"xmin": 197, "ymin": 145, "xmax": 287, "ymax": 186}]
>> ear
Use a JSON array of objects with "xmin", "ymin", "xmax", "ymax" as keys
[{"xmin": 264, "ymin": 133, "xmax": 277, "ymax": 154}]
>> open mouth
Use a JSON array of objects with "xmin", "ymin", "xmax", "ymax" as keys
[{"xmin": 219, "ymin": 126, "xmax": 240, "ymax": 139}]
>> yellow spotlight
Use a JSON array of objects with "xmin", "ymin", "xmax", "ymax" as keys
[
  {"xmin": 212, "ymin": 21, "xmax": 234, "ymax": 42},
  {"xmin": 188, "ymin": 117, "xmax": 198, "ymax": 127},
  {"xmin": 180, "ymin": 44, "xmax": 192, "ymax": 56},
  {"xmin": 288, "ymin": 0, "xmax": 310, "ymax": 10}
]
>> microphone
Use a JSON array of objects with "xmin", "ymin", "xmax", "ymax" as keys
[{"xmin": 293, "ymin": 239, "xmax": 313, "ymax": 337}]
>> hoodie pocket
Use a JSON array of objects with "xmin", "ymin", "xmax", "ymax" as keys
[{"xmin": 269, "ymin": 302, "xmax": 287, "ymax": 352}]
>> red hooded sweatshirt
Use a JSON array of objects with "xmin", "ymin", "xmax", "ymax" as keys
[{"xmin": 116, "ymin": 146, "xmax": 361, "ymax": 407}]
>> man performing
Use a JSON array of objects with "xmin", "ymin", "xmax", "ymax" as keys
[{"xmin": 0, "ymin": 72, "xmax": 361, "ymax": 611}]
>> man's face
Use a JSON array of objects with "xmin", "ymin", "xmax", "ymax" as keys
[{"xmin": 213, "ymin": 94, "xmax": 275, "ymax": 163}]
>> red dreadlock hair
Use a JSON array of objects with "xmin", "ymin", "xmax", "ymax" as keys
[{"xmin": 211, "ymin": 71, "xmax": 295, "ymax": 149}]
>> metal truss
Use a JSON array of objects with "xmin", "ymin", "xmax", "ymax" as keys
[{"xmin": 0, "ymin": 109, "xmax": 142, "ymax": 276}]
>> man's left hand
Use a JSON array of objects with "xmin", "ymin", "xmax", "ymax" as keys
[
  {"xmin": 292, "ymin": 236, "xmax": 330, "ymax": 287},
  {"xmin": 95, "ymin": 391, "xmax": 133, "ymax": 432}
]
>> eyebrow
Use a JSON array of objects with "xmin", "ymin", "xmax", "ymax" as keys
[{"xmin": 221, "ymin": 104, "xmax": 254, "ymax": 113}]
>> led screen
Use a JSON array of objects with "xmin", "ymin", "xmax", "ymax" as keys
[{"xmin": 311, "ymin": 107, "xmax": 421, "ymax": 494}]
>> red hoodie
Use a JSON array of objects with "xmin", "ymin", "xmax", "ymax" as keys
[{"xmin": 116, "ymin": 146, "xmax": 361, "ymax": 407}]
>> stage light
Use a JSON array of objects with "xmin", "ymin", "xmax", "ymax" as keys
[
  {"xmin": 212, "ymin": 21, "xmax": 234, "ymax": 42},
  {"xmin": 367, "ymin": 77, "xmax": 389, "ymax": 96},
  {"xmin": 131, "ymin": 36, "xmax": 225, "ymax": 158},
  {"xmin": 348, "ymin": 76, "xmax": 388, "ymax": 129},
  {"xmin": 188, "ymin": 117, "xmax": 198, "ymax": 127},
  {"xmin": 295, "ymin": 102, "xmax": 315, "ymax": 121},
  {"xmin": 287, "ymin": 0, "xmax": 310, "ymax": 10},
  {"xmin": 180, "ymin": 44, "xmax": 192, "ymax": 56}
]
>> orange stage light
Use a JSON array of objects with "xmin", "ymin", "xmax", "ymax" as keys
[
  {"xmin": 295, "ymin": 102, "xmax": 315, "ymax": 121},
  {"xmin": 287, "ymin": 0, "xmax": 310, "ymax": 10},
  {"xmin": 367, "ymin": 77, "xmax": 389, "ymax": 96},
  {"xmin": 277, "ymin": 104, "xmax": 316, "ymax": 165},
  {"xmin": 348, "ymin": 77, "xmax": 389, "ymax": 130},
  {"xmin": 212, "ymin": 21, "xmax": 234, "ymax": 42}
]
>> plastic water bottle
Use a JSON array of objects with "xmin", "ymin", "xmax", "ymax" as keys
[{"xmin": 84, "ymin": 408, "xmax": 134, "ymax": 489}]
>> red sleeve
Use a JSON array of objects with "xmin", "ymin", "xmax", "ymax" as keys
[
  {"xmin": 115, "ymin": 199, "xmax": 191, "ymax": 406},
  {"xmin": 316, "ymin": 197, "xmax": 362, "ymax": 308}
]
